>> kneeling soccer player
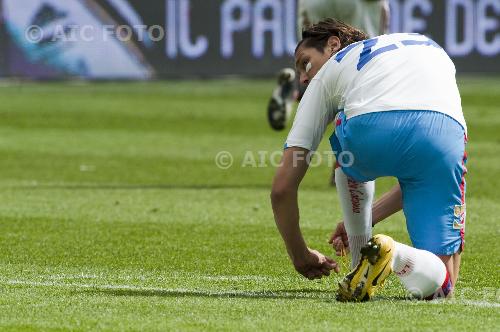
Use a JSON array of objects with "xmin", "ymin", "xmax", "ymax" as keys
[{"xmin": 270, "ymin": 19, "xmax": 467, "ymax": 301}]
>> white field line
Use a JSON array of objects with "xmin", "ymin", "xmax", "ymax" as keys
[
  {"xmin": 422, "ymin": 299, "xmax": 500, "ymax": 308},
  {"xmin": 461, "ymin": 300, "xmax": 500, "ymax": 308},
  {"xmin": 1, "ymin": 279, "xmax": 500, "ymax": 307}
]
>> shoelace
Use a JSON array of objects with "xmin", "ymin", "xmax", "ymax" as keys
[{"xmin": 338, "ymin": 246, "xmax": 350, "ymax": 272}]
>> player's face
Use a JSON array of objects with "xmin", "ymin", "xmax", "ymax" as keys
[
  {"xmin": 295, "ymin": 45, "xmax": 331, "ymax": 86},
  {"xmin": 295, "ymin": 36, "xmax": 341, "ymax": 87}
]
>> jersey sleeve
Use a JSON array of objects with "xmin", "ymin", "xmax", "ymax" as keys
[{"xmin": 284, "ymin": 79, "xmax": 335, "ymax": 152}]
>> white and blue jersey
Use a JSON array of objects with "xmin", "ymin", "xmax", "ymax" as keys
[
  {"xmin": 286, "ymin": 33, "xmax": 466, "ymax": 152},
  {"xmin": 286, "ymin": 33, "xmax": 468, "ymax": 255}
]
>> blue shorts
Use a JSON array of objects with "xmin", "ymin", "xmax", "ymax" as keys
[{"xmin": 330, "ymin": 110, "xmax": 467, "ymax": 255}]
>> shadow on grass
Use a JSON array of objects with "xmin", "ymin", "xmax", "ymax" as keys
[
  {"xmin": 79, "ymin": 287, "xmax": 411, "ymax": 302},
  {"xmin": 81, "ymin": 287, "xmax": 342, "ymax": 301}
]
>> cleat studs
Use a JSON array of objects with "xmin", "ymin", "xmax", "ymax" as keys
[{"xmin": 352, "ymin": 282, "xmax": 365, "ymax": 300}]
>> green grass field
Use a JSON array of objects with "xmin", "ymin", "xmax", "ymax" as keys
[{"xmin": 0, "ymin": 78, "xmax": 498, "ymax": 331}]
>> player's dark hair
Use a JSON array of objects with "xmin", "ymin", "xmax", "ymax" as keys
[{"xmin": 295, "ymin": 18, "xmax": 368, "ymax": 54}]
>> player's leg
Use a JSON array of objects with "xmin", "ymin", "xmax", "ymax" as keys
[
  {"xmin": 400, "ymin": 155, "xmax": 466, "ymax": 295},
  {"xmin": 332, "ymin": 110, "xmax": 467, "ymax": 301},
  {"xmin": 330, "ymin": 112, "xmax": 376, "ymax": 268},
  {"xmin": 393, "ymin": 111, "xmax": 467, "ymax": 298},
  {"xmin": 438, "ymin": 252, "xmax": 461, "ymax": 286},
  {"xmin": 266, "ymin": 0, "xmax": 317, "ymax": 131},
  {"xmin": 267, "ymin": 68, "xmax": 296, "ymax": 131},
  {"xmin": 391, "ymin": 240, "xmax": 453, "ymax": 300},
  {"xmin": 392, "ymin": 250, "xmax": 462, "ymax": 299},
  {"xmin": 337, "ymin": 234, "xmax": 452, "ymax": 301},
  {"xmin": 334, "ymin": 166, "xmax": 375, "ymax": 268}
]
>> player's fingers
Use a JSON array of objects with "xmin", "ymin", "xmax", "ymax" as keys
[
  {"xmin": 328, "ymin": 232, "xmax": 336, "ymax": 244},
  {"xmin": 322, "ymin": 258, "xmax": 339, "ymax": 274},
  {"xmin": 302, "ymin": 266, "xmax": 321, "ymax": 280},
  {"xmin": 343, "ymin": 246, "xmax": 350, "ymax": 254},
  {"xmin": 341, "ymin": 240, "xmax": 350, "ymax": 254},
  {"xmin": 302, "ymin": 270, "xmax": 314, "ymax": 280},
  {"xmin": 337, "ymin": 237, "xmax": 350, "ymax": 255},
  {"xmin": 312, "ymin": 268, "xmax": 324, "ymax": 279},
  {"xmin": 342, "ymin": 233, "xmax": 350, "ymax": 248},
  {"xmin": 305, "ymin": 268, "xmax": 322, "ymax": 279},
  {"xmin": 326, "ymin": 259, "xmax": 340, "ymax": 273},
  {"xmin": 320, "ymin": 266, "xmax": 331, "ymax": 276},
  {"xmin": 333, "ymin": 238, "xmax": 344, "ymax": 255},
  {"xmin": 328, "ymin": 227, "xmax": 342, "ymax": 244},
  {"xmin": 334, "ymin": 237, "xmax": 343, "ymax": 248},
  {"xmin": 324, "ymin": 255, "xmax": 336, "ymax": 265}
]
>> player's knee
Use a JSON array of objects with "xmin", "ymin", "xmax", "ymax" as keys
[{"xmin": 270, "ymin": 184, "xmax": 294, "ymax": 203}]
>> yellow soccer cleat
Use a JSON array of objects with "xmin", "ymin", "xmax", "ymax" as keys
[{"xmin": 337, "ymin": 234, "xmax": 395, "ymax": 302}]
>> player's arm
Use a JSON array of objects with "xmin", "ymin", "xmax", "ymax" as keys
[
  {"xmin": 372, "ymin": 183, "xmax": 402, "ymax": 225},
  {"xmin": 271, "ymin": 78, "xmax": 338, "ymax": 278},
  {"xmin": 271, "ymin": 147, "xmax": 339, "ymax": 279},
  {"xmin": 271, "ymin": 147, "xmax": 309, "ymax": 260}
]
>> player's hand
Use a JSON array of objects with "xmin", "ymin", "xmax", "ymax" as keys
[
  {"xmin": 293, "ymin": 248, "xmax": 339, "ymax": 280},
  {"xmin": 328, "ymin": 222, "xmax": 350, "ymax": 256}
]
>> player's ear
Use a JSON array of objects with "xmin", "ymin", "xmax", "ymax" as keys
[{"xmin": 326, "ymin": 36, "xmax": 341, "ymax": 57}]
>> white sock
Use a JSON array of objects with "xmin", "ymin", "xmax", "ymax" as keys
[
  {"xmin": 335, "ymin": 167, "xmax": 375, "ymax": 268},
  {"xmin": 392, "ymin": 242, "xmax": 451, "ymax": 299}
]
